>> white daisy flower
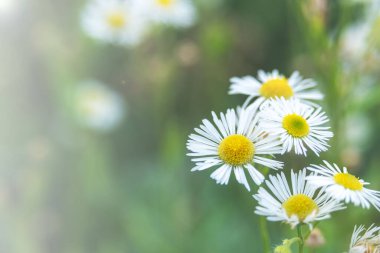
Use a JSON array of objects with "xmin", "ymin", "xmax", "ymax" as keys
[
  {"xmin": 74, "ymin": 80, "xmax": 125, "ymax": 131},
  {"xmin": 348, "ymin": 224, "xmax": 380, "ymax": 253},
  {"xmin": 259, "ymin": 98, "xmax": 333, "ymax": 156},
  {"xmin": 254, "ymin": 169, "xmax": 345, "ymax": 228},
  {"xmin": 81, "ymin": 0, "xmax": 147, "ymax": 46},
  {"xmin": 229, "ymin": 69, "xmax": 323, "ymax": 108},
  {"xmin": 138, "ymin": 0, "xmax": 196, "ymax": 27},
  {"xmin": 306, "ymin": 161, "xmax": 380, "ymax": 211},
  {"xmin": 186, "ymin": 107, "xmax": 283, "ymax": 191}
]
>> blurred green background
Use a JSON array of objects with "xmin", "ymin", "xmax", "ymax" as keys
[{"xmin": 1, "ymin": 0, "xmax": 380, "ymax": 252}]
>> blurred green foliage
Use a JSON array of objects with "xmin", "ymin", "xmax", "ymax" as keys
[{"xmin": 1, "ymin": 0, "xmax": 380, "ymax": 252}]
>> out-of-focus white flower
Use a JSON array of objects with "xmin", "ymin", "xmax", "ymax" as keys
[
  {"xmin": 340, "ymin": 22, "xmax": 370, "ymax": 62},
  {"xmin": 81, "ymin": 0, "xmax": 148, "ymax": 46},
  {"xmin": 341, "ymin": 0, "xmax": 380, "ymax": 63},
  {"xmin": 348, "ymin": 224, "xmax": 380, "ymax": 253},
  {"xmin": 345, "ymin": 112, "xmax": 371, "ymax": 148},
  {"xmin": 138, "ymin": 0, "xmax": 196, "ymax": 27},
  {"xmin": 74, "ymin": 81, "xmax": 125, "ymax": 131}
]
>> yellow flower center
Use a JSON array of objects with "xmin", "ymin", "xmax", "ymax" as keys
[
  {"xmin": 259, "ymin": 78, "xmax": 294, "ymax": 99},
  {"xmin": 283, "ymin": 194, "xmax": 318, "ymax": 221},
  {"xmin": 282, "ymin": 114, "xmax": 310, "ymax": 138},
  {"xmin": 107, "ymin": 11, "xmax": 126, "ymax": 29},
  {"xmin": 218, "ymin": 134, "xmax": 255, "ymax": 166},
  {"xmin": 156, "ymin": 0, "xmax": 174, "ymax": 7},
  {"xmin": 334, "ymin": 173, "xmax": 363, "ymax": 190}
]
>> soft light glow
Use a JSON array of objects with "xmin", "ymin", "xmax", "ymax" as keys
[
  {"xmin": 0, "ymin": 0, "xmax": 17, "ymax": 15},
  {"xmin": 76, "ymin": 82, "xmax": 125, "ymax": 131}
]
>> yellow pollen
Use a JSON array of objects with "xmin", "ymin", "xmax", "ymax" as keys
[
  {"xmin": 334, "ymin": 173, "xmax": 363, "ymax": 190},
  {"xmin": 156, "ymin": 0, "xmax": 174, "ymax": 7},
  {"xmin": 107, "ymin": 11, "xmax": 126, "ymax": 29},
  {"xmin": 282, "ymin": 114, "xmax": 310, "ymax": 138},
  {"xmin": 283, "ymin": 194, "xmax": 318, "ymax": 221},
  {"xmin": 259, "ymin": 78, "xmax": 294, "ymax": 99},
  {"xmin": 218, "ymin": 134, "xmax": 255, "ymax": 166}
]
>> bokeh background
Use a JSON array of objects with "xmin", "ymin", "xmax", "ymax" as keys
[{"xmin": 1, "ymin": 0, "xmax": 380, "ymax": 252}]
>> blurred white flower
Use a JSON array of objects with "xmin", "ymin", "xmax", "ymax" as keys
[
  {"xmin": 341, "ymin": 0, "xmax": 380, "ymax": 63},
  {"xmin": 349, "ymin": 224, "xmax": 380, "ymax": 253},
  {"xmin": 139, "ymin": 0, "xmax": 196, "ymax": 27},
  {"xmin": 74, "ymin": 81, "xmax": 125, "ymax": 131},
  {"xmin": 340, "ymin": 22, "xmax": 370, "ymax": 62},
  {"xmin": 81, "ymin": 0, "xmax": 148, "ymax": 46},
  {"xmin": 345, "ymin": 113, "xmax": 371, "ymax": 148}
]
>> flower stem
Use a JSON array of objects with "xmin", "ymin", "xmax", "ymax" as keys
[
  {"xmin": 259, "ymin": 167, "xmax": 271, "ymax": 253},
  {"xmin": 260, "ymin": 216, "xmax": 271, "ymax": 253},
  {"xmin": 297, "ymin": 225, "xmax": 304, "ymax": 253}
]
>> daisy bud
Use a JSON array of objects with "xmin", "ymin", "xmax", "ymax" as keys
[{"xmin": 305, "ymin": 228, "xmax": 326, "ymax": 248}]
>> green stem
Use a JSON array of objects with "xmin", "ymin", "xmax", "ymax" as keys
[
  {"xmin": 260, "ymin": 216, "xmax": 271, "ymax": 253},
  {"xmin": 257, "ymin": 167, "xmax": 271, "ymax": 253},
  {"xmin": 297, "ymin": 225, "xmax": 304, "ymax": 253}
]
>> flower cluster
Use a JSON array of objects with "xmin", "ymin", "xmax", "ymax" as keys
[
  {"xmin": 81, "ymin": 0, "xmax": 196, "ymax": 46},
  {"xmin": 186, "ymin": 69, "xmax": 380, "ymax": 250}
]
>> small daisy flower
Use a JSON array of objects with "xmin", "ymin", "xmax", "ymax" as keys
[
  {"xmin": 139, "ymin": 0, "xmax": 196, "ymax": 27},
  {"xmin": 259, "ymin": 98, "xmax": 333, "ymax": 156},
  {"xmin": 348, "ymin": 224, "xmax": 380, "ymax": 253},
  {"xmin": 81, "ymin": 0, "xmax": 147, "ymax": 46},
  {"xmin": 186, "ymin": 107, "xmax": 283, "ymax": 191},
  {"xmin": 229, "ymin": 70, "xmax": 323, "ymax": 108},
  {"xmin": 74, "ymin": 80, "xmax": 125, "ymax": 131},
  {"xmin": 306, "ymin": 161, "xmax": 380, "ymax": 211},
  {"xmin": 254, "ymin": 169, "xmax": 345, "ymax": 228}
]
